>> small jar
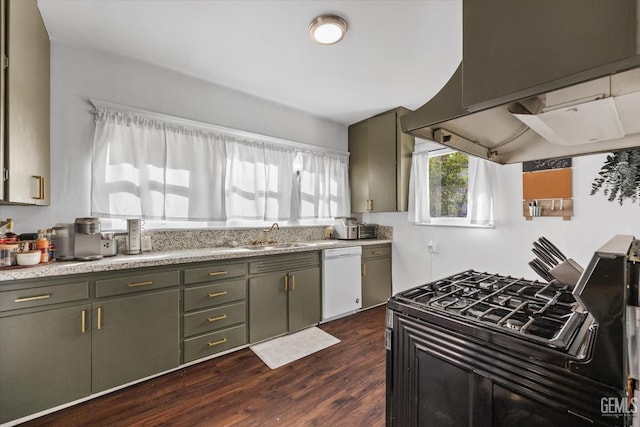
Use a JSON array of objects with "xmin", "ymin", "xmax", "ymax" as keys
[
  {"xmin": 36, "ymin": 237, "xmax": 49, "ymax": 263},
  {"xmin": 0, "ymin": 243, "xmax": 18, "ymax": 266}
]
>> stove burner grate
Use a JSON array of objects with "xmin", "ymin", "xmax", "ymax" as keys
[{"xmin": 397, "ymin": 269, "xmax": 587, "ymax": 350}]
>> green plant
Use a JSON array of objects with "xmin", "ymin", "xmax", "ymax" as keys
[
  {"xmin": 590, "ymin": 149, "xmax": 640, "ymax": 205},
  {"xmin": 429, "ymin": 151, "xmax": 469, "ymax": 217}
]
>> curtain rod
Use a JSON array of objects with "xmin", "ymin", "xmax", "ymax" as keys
[{"xmin": 90, "ymin": 98, "xmax": 348, "ymax": 157}]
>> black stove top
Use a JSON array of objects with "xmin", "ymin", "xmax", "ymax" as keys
[{"xmin": 396, "ymin": 270, "xmax": 587, "ymax": 350}]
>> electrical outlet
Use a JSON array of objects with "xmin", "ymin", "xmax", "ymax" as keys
[
  {"xmin": 427, "ymin": 240, "xmax": 438, "ymax": 254},
  {"xmin": 141, "ymin": 235, "xmax": 153, "ymax": 252}
]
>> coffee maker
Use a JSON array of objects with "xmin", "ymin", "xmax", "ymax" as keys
[{"xmin": 74, "ymin": 217, "xmax": 103, "ymax": 261}]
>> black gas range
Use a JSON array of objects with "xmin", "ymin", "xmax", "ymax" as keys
[{"xmin": 386, "ymin": 235, "xmax": 640, "ymax": 427}]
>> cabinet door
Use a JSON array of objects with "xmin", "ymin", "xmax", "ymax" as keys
[
  {"xmin": 0, "ymin": 305, "xmax": 91, "ymax": 423},
  {"xmin": 288, "ymin": 267, "xmax": 321, "ymax": 332},
  {"xmin": 249, "ymin": 272, "xmax": 288, "ymax": 343},
  {"xmin": 367, "ymin": 111, "xmax": 397, "ymax": 212},
  {"xmin": 348, "ymin": 120, "xmax": 370, "ymax": 213},
  {"xmin": 92, "ymin": 289, "xmax": 179, "ymax": 392},
  {"xmin": 5, "ymin": 0, "xmax": 50, "ymax": 205},
  {"xmin": 362, "ymin": 257, "xmax": 392, "ymax": 308}
]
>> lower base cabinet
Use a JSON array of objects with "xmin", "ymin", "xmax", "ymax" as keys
[
  {"xmin": 249, "ymin": 253, "xmax": 321, "ymax": 343},
  {"xmin": 0, "ymin": 304, "xmax": 92, "ymax": 423},
  {"xmin": 92, "ymin": 289, "xmax": 180, "ymax": 392},
  {"xmin": 362, "ymin": 245, "xmax": 392, "ymax": 308}
]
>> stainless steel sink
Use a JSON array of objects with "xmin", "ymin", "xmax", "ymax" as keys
[{"xmin": 243, "ymin": 243, "xmax": 298, "ymax": 250}]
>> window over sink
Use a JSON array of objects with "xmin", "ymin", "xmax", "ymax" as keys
[{"xmin": 90, "ymin": 100, "xmax": 350, "ymax": 230}]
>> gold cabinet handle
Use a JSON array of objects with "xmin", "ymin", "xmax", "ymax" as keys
[
  {"xmin": 208, "ymin": 290, "xmax": 228, "ymax": 298},
  {"xmin": 81, "ymin": 310, "xmax": 87, "ymax": 334},
  {"xmin": 284, "ymin": 274, "xmax": 289, "ymax": 291},
  {"xmin": 362, "ymin": 264, "xmax": 366, "ymax": 277},
  {"xmin": 97, "ymin": 307, "xmax": 102, "ymax": 330},
  {"xmin": 372, "ymin": 251, "xmax": 383, "ymax": 255},
  {"xmin": 208, "ymin": 338, "xmax": 228, "ymax": 347},
  {"xmin": 128, "ymin": 280, "xmax": 153, "ymax": 288},
  {"xmin": 32, "ymin": 175, "xmax": 45, "ymax": 200},
  {"xmin": 208, "ymin": 314, "xmax": 227, "ymax": 323},
  {"xmin": 291, "ymin": 274, "xmax": 295, "ymax": 291},
  {"xmin": 14, "ymin": 294, "xmax": 51, "ymax": 303},
  {"xmin": 209, "ymin": 271, "xmax": 228, "ymax": 276}
]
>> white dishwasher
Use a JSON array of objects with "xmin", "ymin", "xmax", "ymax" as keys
[{"xmin": 322, "ymin": 246, "xmax": 362, "ymax": 321}]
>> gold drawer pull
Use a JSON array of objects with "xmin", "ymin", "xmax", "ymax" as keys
[
  {"xmin": 208, "ymin": 338, "xmax": 228, "ymax": 347},
  {"xmin": 81, "ymin": 310, "xmax": 87, "ymax": 334},
  {"xmin": 284, "ymin": 274, "xmax": 289, "ymax": 291},
  {"xmin": 291, "ymin": 274, "xmax": 295, "ymax": 291},
  {"xmin": 15, "ymin": 294, "xmax": 51, "ymax": 303},
  {"xmin": 372, "ymin": 251, "xmax": 383, "ymax": 255},
  {"xmin": 208, "ymin": 290, "xmax": 228, "ymax": 298},
  {"xmin": 208, "ymin": 314, "xmax": 227, "ymax": 323},
  {"xmin": 128, "ymin": 280, "xmax": 153, "ymax": 288},
  {"xmin": 209, "ymin": 271, "xmax": 228, "ymax": 276}
]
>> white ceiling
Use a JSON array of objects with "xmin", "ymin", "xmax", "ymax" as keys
[{"xmin": 37, "ymin": 0, "xmax": 462, "ymax": 126}]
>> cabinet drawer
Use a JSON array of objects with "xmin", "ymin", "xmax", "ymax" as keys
[
  {"xmin": 183, "ymin": 324, "xmax": 247, "ymax": 363},
  {"xmin": 184, "ymin": 262, "xmax": 247, "ymax": 285},
  {"xmin": 362, "ymin": 245, "xmax": 391, "ymax": 259},
  {"xmin": 95, "ymin": 271, "xmax": 179, "ymax": 298},
  {"xmin": 0, "ymin": 282, "xmax": 89, "ymax": 312},
  {"xmin": 183, "ymin": 301, "xmax": 246, "ymax": 337},
  {"xmin": 250, "ymin": 252, "xmax": 320, "ymax": 275},
  {"xmin": 184, "ymin": 279, "xmax": 246, "ymax": 311}
]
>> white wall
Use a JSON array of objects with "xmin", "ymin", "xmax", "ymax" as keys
[
  {"xmin": 364, "ymin": 153, "xmax": 640, "ymax": 294},
  {"xmin": 0, "ymin": 42, "xmax": 347, "ymax": 233}
]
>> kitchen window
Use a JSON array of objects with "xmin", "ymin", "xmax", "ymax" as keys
[
  {"xmin": 90, "ymin": 101, "xmax": 350, "ymax": 229},
  {"xmin": 408, "ymin": 142, "xmax": 494, "ymax": 227}
]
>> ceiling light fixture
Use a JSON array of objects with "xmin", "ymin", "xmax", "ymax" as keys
[{"xmin": 309, "ymin": 14, "xmax": 348, "ymax": 45}]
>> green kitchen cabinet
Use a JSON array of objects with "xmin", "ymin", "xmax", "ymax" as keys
[
  {"xmin": 249, "ymin": 271, "xmax": 289, "ymax": 343},
  {"xmin": 182, "ymin": 260, "xmax": 249, "ymax": 363},
  {"xmin": 0, "ymin": 304, "xmax": 92, "ymax": 423},
  {"xmin": 1, "ymin": 0, "xmax": 50, "ymax": 205},
  {"xmin": 287, "ymin": 267, "xmax": 321, "ymax": 333},
  {"xmin": 91, "ymin": 288, "xmax": 180, "ymax": 392},
  {"xmin": 348, "ymin": 107, "xmax": 415, "ymax": 213},
  {"xmin": 249, "ymin": 252, "xmax": 321, "ymax": 343},
  {"xmin": 0, "ymin": 280, "xmax": 91, "ymax": 424},
  {"xmin": 361, "ymin": 244, "xmax": 392, "ymax": 308}
]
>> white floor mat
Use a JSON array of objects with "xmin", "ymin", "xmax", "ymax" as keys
[{"xmin": 250, "ymin": 327, "xmax": 341, "ymax": 369}]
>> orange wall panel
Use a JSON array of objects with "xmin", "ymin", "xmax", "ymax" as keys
[{"xmin": 522, "ymin": 168, "xmax": 572, "ymax": 200}]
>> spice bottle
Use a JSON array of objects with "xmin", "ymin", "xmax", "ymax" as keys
[{"xmin": 36, "ymin": 237, "xmax": 49, "ymax": 263}]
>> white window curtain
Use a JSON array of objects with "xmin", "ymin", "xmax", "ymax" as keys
[
  {"xmin": 91, "ymin": 101, "xmax": 350, "ymax": 224},
  {"xmin": 224, "ymin": 139, "xmax": 296, "ymax": 221},
  {"xmin": 467, "ymin": 156, "xmax": 495, "ymax": 226},
  {"xmin": 296, "ymin": 151, "xmax": 350, "ymax": 220},
  {"xmin": 165, "ymin": 127, "xmax": 226, "ymax": 222},
  {"xmin": 407, "ymin": 145, "xmax": 495, "ymax": 226},
  {"xmin": 91, "ymin": 110, "xmax": 166, "ymax": 219}
]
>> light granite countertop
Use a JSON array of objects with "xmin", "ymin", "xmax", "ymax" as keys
[{"xmin": 0, "ymin": 239, "xmax": 392, "ymax": 281}]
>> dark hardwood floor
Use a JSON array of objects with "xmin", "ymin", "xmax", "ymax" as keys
[{"xmin": 21, "ymin": 305, "xmax": 387, "ymax": 427}]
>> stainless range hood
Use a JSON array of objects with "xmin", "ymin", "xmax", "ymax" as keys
[{"xmin": 401, "ymin": 0, "xmax": 640, "ymax": 164}]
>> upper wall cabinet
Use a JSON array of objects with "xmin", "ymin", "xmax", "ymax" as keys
[
  {"xmin": 463, "ymin": 0, "xmax": 640, "ymax": 112},
  {"xmin": 0, "ymin": 0, "xmax": 50, "ymax": 205},
  {"xmin": 348, "ymin": 107, "xmax": 415, "ymax": 213}
]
